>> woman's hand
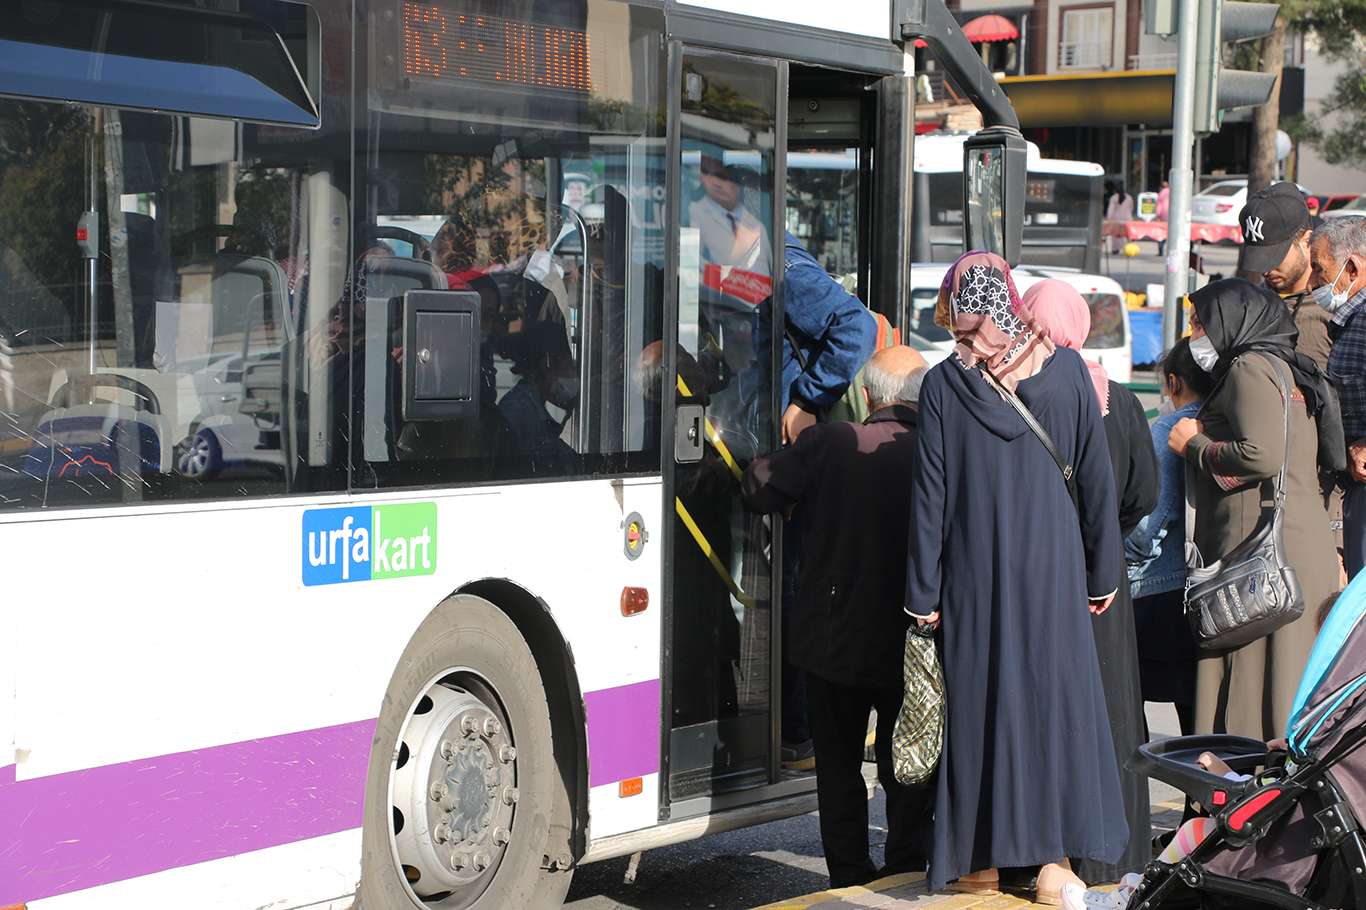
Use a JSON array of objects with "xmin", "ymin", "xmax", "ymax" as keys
[
  {"xmin": 1168, "ymin": 417, "xmax": 1203, "ymax": 455},
  {"xmin": 1088, "ymin": 593, "xmax": 1115, "ymax": 615},
  {"xmin": 913, "ymin": 611, "xmax": 940, "ymax": 631}
]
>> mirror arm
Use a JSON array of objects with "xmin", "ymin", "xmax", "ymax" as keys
[{"xmin": 894, "ymin": 0, "xmax": 1021, "ymax": 132}]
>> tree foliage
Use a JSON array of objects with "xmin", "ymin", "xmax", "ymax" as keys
[{"xmin": 1283, "ymin": 0, "xmax": 1366, "ymax": 168}]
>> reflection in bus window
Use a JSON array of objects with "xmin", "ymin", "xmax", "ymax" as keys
[
  {"xmin": 359, "ymin": 0, "xmax": 666, "ymax": 487},
  {"xmin": 0, "ymin": 92, "xmax": 347, "ymax": 512},
  {"xmin": 786, "ymin": 149, "xmax": 861, "ymax": 284}
]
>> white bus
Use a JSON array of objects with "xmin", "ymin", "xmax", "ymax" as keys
[
  {"xmin": 913, "ymin": 132, "xmax": 1106, "ymax": 273},
  {"xmin": 0, "ymin": 2, "xmax": 1022, "ymax": 909}
]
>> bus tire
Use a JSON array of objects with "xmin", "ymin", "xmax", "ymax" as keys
[{"xmin": 357, "ymin": 593, "xmax": 574, "ymax": 910}]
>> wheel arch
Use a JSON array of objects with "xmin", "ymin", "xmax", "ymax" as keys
[{"xmin": 455, "ymin": 577, "xmax": 589, "ymax": 863}]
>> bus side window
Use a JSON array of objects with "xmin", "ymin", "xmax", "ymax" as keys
[
  {"xmin": 0, "ymin": 98, "xmax": 348, "ymax": 513},
  {"xmin": 356, "ymin": 4, "xmax": 667, "ymax": 489}
]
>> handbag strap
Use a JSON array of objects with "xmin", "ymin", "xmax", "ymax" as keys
[
  {"xmin": 979, "ymin": 364, "xmax": 1080, "ymax": 511},
  {"xmin": 1184, "ymin": 355, "xmax": 1293, "ymax": 569},
  {"xmin": 1269, "ymin": 358, "xmax": 1292, "ymax": 511}
]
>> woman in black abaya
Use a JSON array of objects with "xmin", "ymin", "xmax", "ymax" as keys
[
  {"xmin": 906, "ymin": 254, "xmax": 1128, "ymax": 900},
  {"xmin": 1027, "ymin": 279, "xmax": 1158, "ymax": 883}
]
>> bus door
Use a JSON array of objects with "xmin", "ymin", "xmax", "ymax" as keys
[
  {"xmin": 664, "ymin": 47, "xmax": 785, "ymax": 809},
  {"xmin": 786, "ymin": 67, "xmax": 880, "ymax": 306}
]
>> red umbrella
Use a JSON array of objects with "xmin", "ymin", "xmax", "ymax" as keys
[{"xmin": 961, "ymin": 14, "xmax": 1019, "ymax": 43}]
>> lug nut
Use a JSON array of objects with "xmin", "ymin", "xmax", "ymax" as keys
[
  {"xmin": 440, "ymin": 739, "xmax": 455, "ymax": 760},
  {"xmin": 430, "ymin": 782, "xmax": 449, "ymax": 802},
  {"xmin": 461, "ymin": 715, "xmax": 480, "ymax": 737},
  {"xmin": 433, "ymin": 823, "xmax": 452, "ymax": 844},
  {"xmin": 451, "ymin": 852, "xmax": 469, "ymax": 871},
  {"xmin": 502, "ymin": 785, "xmax": 520, "ymax": 805},
  {"xmin": 483, "ymin": 717, "xmax": 502, "ymax": 737},
  {"xmin": 499, "ymin": 744, "xmax": 517, "ymax": 763},
  {"xmin": 473, "ymin": 851, "xmax": 491, "ymax": 872},
  {"xmin": 493, "ymin": 827, "xmax": 511, "ymax": 847}
]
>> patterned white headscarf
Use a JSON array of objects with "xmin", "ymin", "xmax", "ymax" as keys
[{"xmin": 937, "ymin": 251, "xmax": 1054, "ymax": 393}]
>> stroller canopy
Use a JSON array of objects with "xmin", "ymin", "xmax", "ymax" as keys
[{"xmin": 1289, "ymin": 571, "xmax": 1366, "ymax": 756}]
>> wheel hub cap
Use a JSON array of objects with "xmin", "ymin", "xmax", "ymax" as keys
[{"xmin": 391, "ymin": 679, "xmax": 518, "ymax": 904}]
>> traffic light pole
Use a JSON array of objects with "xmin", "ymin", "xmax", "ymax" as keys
[{"xmin": 1162, "ymin": 0, "xmax": 1201, "ymax": 351}]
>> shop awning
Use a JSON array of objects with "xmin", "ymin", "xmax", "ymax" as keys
[
  {"xmin": 999, "ymin": 69, "xmax": 1176, "ymax": 128},
  {"xmin": 962, "ymin": 14, "xmax": 1020, "ymax": 43}
]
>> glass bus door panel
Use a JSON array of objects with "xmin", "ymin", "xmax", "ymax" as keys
[{"xmin": 667, "ymin": 50, "xmax": 780, "ymax": 805}]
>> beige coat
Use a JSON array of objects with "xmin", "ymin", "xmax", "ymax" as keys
[{"xmin": 1185, "ymin": 352, "xmax": 1338, "ymax": 740}]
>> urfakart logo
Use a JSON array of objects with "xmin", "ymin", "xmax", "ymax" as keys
[{"xmin": 302, "ymin": 503, "xmax": 437, "ymax": 586}]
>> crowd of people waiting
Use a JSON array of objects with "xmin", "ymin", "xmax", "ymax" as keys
[{"xmin": 741, "ymin": 181, "xmax": 1366, "ymax": 906}]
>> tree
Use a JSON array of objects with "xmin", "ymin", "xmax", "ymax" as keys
[
  {"xmin": 1248, "ymin": 17, "xmax": 1286, "ymax": 194},
  {"xmin": 1283, "ymin": 0, "xmax": 1366, "ymax": 172}
]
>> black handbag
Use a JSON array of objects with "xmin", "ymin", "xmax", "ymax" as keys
[{"xmin": 1183, "ymin": 360, "xmax": 1305, "ymax": 652}]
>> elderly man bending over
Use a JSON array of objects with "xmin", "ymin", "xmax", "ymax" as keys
[{"xmin": 742, "ymin": 345, "xmax": 933, "ymax": 888}]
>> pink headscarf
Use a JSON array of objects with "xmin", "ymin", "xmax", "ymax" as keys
[
  {"xmin": 936, "ymin": 251, "xmax": 1054, "ymax": 392},
  {"xmin": 1023, "ymin": 278, "xmax": 1111, "ymax": 416}
]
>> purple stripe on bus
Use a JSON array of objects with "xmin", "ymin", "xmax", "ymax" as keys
[
  {"xmin": 0, "ymin": 719, "xmax": 376, "ymax": 905},
  {"xmin": 583, "ymin": 678, "xmax": 661, "ymax": 787}
]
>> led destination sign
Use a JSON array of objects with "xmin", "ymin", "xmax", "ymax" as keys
[{"xmin": 402, "ymin": 2, "xmax": 593, "ymax": 93}]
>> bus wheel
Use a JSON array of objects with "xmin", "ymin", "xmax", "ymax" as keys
[{"xmin": 358, "ymin": 594, "xmax": 574, "ymax": 910}]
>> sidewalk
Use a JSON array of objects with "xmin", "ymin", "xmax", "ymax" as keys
[
  {"xmin": 751, "ymin": 800, "xmax": 1183, "ymax": 910},
  {"xmin": 752, "ymin": 873, "xmax": 1074, "ymax": 909}
]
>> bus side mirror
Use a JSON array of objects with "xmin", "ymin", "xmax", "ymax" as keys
[
  {"xmin": 962, "ymin": 127, "xmax": 1027, "ymax": 267},
  {"xmin": 402, "ymin": 290, "xmax": 481, "ymax": 421}
]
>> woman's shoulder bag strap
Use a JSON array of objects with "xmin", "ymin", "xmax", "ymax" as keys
[{"xmin": 980, "ymin": 364, "xmax": 1080, "ymax": 512}]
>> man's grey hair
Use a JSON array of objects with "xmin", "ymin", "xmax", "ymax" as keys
[
  {"xmin": 865, "ymin": 360, "xmax": 929, "ymax": 410},
  {"xmin": 1313, "ymin": 216, "xmax": 1366, "ymax": 263}
]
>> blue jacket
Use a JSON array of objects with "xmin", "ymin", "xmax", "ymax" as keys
[
  {"xmin": 771, "ymin": 233, "xmax": 876, "ymax": 412},
  {"xmin": 1126, "ymin": 401, "xmax": 1200, "ymax": 599}
]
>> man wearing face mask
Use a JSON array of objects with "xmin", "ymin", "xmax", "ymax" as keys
[
  {"xmin": 1313, "ymin": 216, "xmax": 1366, "ymax": 578},
  {"xmin": 1238, "ymin": 183, "xmax": 1333, "ymax": 370}
]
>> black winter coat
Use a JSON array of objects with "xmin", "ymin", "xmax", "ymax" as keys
[{"xmin": 742, "ymin": 405, "xmax": 919, "ymax": 688}]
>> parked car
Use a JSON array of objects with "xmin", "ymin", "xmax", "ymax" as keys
[
  {"xmin": 1323, "ymin": 195, "xmax": 1366, "ymax": 220},
  {"xmin": 1318, "ymin": 194, "xmax": 1362, "ymax": 214},
  {"xmin": 909, "ymin": 263, "xmax": 1132, "ymax": 383},
  {"xmin": 1191, "ymin": 179, "xmax": 1315, "ymax": 228}
]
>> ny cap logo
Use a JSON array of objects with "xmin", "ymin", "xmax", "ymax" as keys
[{"xmin": 1245, "ymin": 216, "xmax": 1265, "ymax": 243}]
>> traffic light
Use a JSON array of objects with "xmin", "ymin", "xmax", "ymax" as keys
[{"xmin": 1192, "ymin": 0, "xmax": 1280, "ymax": 134}]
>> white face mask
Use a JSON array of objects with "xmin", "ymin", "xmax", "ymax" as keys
[
  {"xmin": 1190, "ymin": 334, "xmax": 1220, "ymax": 373},
  {"xmin": 1312, "ymin": 259, "xmax": 1352, "ymax": 312},
  {"xmin": 1158, "ymin": 397, "xmax": 1176, "ymax": 416}
]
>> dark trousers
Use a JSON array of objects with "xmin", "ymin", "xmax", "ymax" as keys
[
  {"xmin": 1346, "ymin": 481, "xmax": 1366, "ymax": 581},
  {"xmin": 806, "ymin": 673, "xmax": 933, "ymax": 888}
]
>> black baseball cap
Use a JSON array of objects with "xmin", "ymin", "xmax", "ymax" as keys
[{"xmin": 1237, "ymin": 182, "xmax": 1312, "ymax": 274}]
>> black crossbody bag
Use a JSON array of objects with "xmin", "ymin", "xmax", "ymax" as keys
[
  {"xmin": 980, "ymin": 364, "xmax": 1080, "ymax": 512},
  {"xmin": 1182, "ymin": 359, "xmax": 1305, "ymax": 652}
]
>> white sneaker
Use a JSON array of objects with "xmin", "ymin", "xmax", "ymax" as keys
[{"xmin": 1060, "ymin": 873, "xmax": 1143, "ymax": 910}]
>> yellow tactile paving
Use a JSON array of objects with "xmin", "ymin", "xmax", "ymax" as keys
[{"xmin": 751, "ymin": 874, "xmax": 1075, "ymax": 910}]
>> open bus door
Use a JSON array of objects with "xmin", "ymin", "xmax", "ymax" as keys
[{"xmin": 659, "ymin": 0, "xmax": 1026, "ymax": 819}]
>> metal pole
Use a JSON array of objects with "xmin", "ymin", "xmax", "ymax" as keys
[
  {"xmin": 1162, "ymin": 0, "xmax": 1201, "ymax": 351},
  {"xmin": 86, "ymin": 115, "xmax": 101, "ymax": 377}
]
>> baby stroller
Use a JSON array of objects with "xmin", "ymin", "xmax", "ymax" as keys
[{"xmin": 1129, "ymin": 574, "xmax": 1366, "ymax": 910}]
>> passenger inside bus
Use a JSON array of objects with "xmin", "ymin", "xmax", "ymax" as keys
[
  {"xmin": 691, "ymin": 155, "xmax": 772, "ymax": 276},
  {"xmin": 497, "ymin": 320, "xmax": 578, "ymax": 470}
]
